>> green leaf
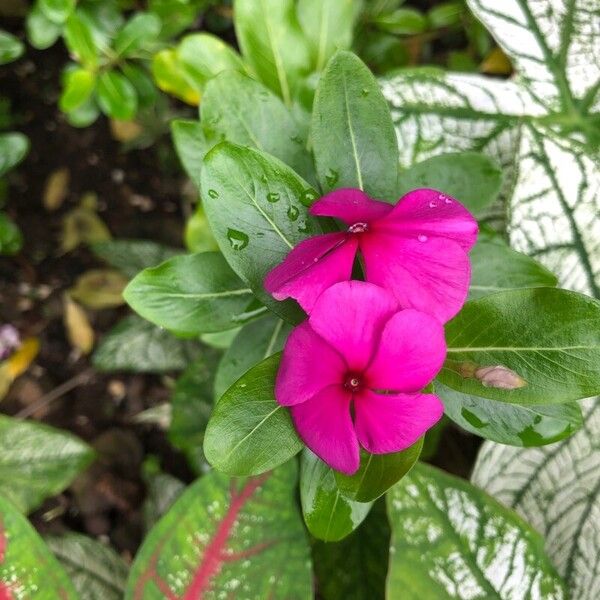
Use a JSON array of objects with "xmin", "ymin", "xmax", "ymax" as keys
[
  {"xmin": 201, "ymin": 142, "xmax": 324, "ymax": 323},
  {"xmin": 142, "ymin": 466, "xmax": 185, "ymax": 530},
  {"xmin": 169, "ymin": 349, "xmax": 222, "ymax": 473},
  {"xmin": 0, "ymin": 497, "xmax": 77, "ymax": 598},
  {"xmin": 26, "ymin": 6, "xmax": 62, "ymax": 49},
  {"xmin": 200, "ymin": 328, "xmax": 241, "ymax": 349},
  {"xmin": 301, "ymin": 449, "xmax": 372, "ymax": 542},
  {"xmin": 185, "ymin": 204, "xmax": 219, "ymax": 253},
  {"xmin": 121, "ymin": 63, "xmax": 157, "ymax": 109},
  {"xmin": 397, "ymin": 152, "xmax": 503, "ymax": 216},
  {"xmin": 387, "ymin": 462, "xmax": 566, "ymax": 599},
  {"xmin": 176, "ymin": 33, "xmax": 245, "ymax": 93},
  {"xmin": 428, "ymin": 1, "xmax": 463, "ymax": 28},
  {"xmin": 91, "ymin": 239, "xmax": 181, "ymax": 279},
  {"xmin": 152, "ymin": 48, "xmax": 199, "ymax": 105},
  {"xmin": 312, "ymin": 51, "xmax": 399, "ymax": 200},
  {"xmin": 313, "ymin": 499, "xmax": 390, "ymax": 600},
  {"xmin": 469, "ymin": 238, "xmax": 558, "ymax": 299},
  {"xmin": 47, "ymin": 533, "xmax": 128, "ymax": 600},
  {"xmin": 59, "ymin": 68, "xmax": 96, "ymax": 112},
  {"xmin": 335, "ymin": 440, "xmax": 423, "ymax": 502},
  {"xmin": 438, "ymin": 381, "xmax": 583, "ymax": 446},
  {"xmin": 39, "ymin": 0, "xmax": 75, "ymax": 24},
  {"xmin": 125, "ymin": 252, "xmax": 262, "ymax": 335},
  {"xmin": 0, "ymin": 132, "xmax": 29, "ymax": 177},
  {"xmin": 441, "ymin": 288, "xmax": 600, "ymax": 404},
  {"xmin": 202, "ymin": 70, "xmax": 315, "ymax": 184},
  {"xmin": 65, "ymin": 97, "xmax": 100, "ymax": 128},
  {"xmin": 0, "ymin": 31, "xmax": 24, "ymax": 65},
  {"xmin": 126, "ymin": 462, "xmax": 312, "ymax": 599},
  {"xmin": 97, "ymin": 70, "xmax": 138, "ymax": 120},
  {"xmin": 297, "ymin": 0, "xmax": 358, "ymax": 71},
  {"xmin": 0, "ymin": 212, "xmax": 23, "ymax": 255},
  {"xmin": 64, "ymin": 12, "xmax": 99, "ymax": 68},
  {"xmin": 171, "ymin": 119, "xmax": 210, "ymax": 189},
  {"xmin": 373, "ymin": 8, "xmax": 427, "ymax": 35},
  {"xmin": 0, "ymin": 415, "xmax": 94, "ymax": 514},
  {"xmin": 113, "ymin": 12, "xmax": 161, "ymax": 56},
  {"xmin": 214, "ymin": 314, "xmax": 290, "ymax": 399},
  {"xmin": 92, "ymin": 315, "xmax": 200, "ymax": 372},
  {"xmin": 234, "ymin": 0, "xmax": 311, "ymax": 106},
  {"xmin": 472, "ymin": 397, "xmax": 600, "ymax": 599},
  {"xmin": 204, "ymin": 353, "xmax": 302, "ymax": 476}
]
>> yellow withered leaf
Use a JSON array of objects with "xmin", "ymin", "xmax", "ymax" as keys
[
  {"xmin": 69, "ymin": 269, "xmax": 127, "ymax": 309},
  {"xmin": 43, "ymin": 167, "xmax": 70, "ymax": 211},
  {"xmin": 64, "ymin": 295, "xmax": 94, "ymax": 354}
]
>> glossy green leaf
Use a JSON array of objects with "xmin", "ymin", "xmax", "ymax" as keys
[
  {"xmin": 169, "ymin": 349, "xmax": 222, "ymax": 473},
  {"xmin": 234, "ymin": 0, "xmax": 311, "ymax": 106},
  {"xmin": 200, "ymin": 328, "xmax": 241, "ymax": 350},
  {"xmin": 438, "ymin": 381, "xmax": 583, "ymax": 446},
  {"xmin": 301, "ymin": 449, "xmax": 372, "ymax": 542},
  {"xmin": 26, "ymin": 5, "xmax": 62, "ymax": 49},
  {"xmin": 441, "ymin": 288, "xmax": 600, "ymax": 404},
  {"xmin": 469, "ymin": 238, "xmax": 558, "ymax": 299},
  {"xmin": 297, "ymin": 0, "xmax": 358, "ymax": 71},
  {"xmin": 397, "ymin": 152, "xmax": 503, "ymax": 216},
  {"xmin": 171, "ymin": 119, "xmax": 209, "ymax": 189},
  {"xmin": 0, "ymin": 496, "xmax": 77, "ymax": 598},
  {"xmin": 312, "ymin": 51, "xmax": 399, "ymax": 200},
  {"xmin": 39, "ymin": 0, "xmax": 75, "ymax": 23},
  {"xmin": 65, "ymin": 97, "xmax": 100, "ymax": 128},
  {"xmin": 0, "ymin": 212, "xmax": 23, "ymax": 255},
  {"xmin": 97, "ymin": 70, "xmax": 138, "ymax": 120},
  {"xmin": 428, "ymin": 1, "xmax": 463, "ymax": 28},
  {"xmin": 121, "ymin": 63, "xmax": 157, "ymax": 109},
  {"xmin": 93, "ymin": 315, "xmax": 200, "ymax": 372},
  {"xmin": 177, "ymin": 33, "xmax": 245, "ymax": 93},
  {"xmin": 386, "ymin": 462, "xmax": 566, "ymax": 599},
  {"xmin": 47, "ymin": 533, "xmax": 128, "ymax": 600},
  {"xmin": 59, "ymin": 68, "xmax": 96, "ymax": 112},
  {"xmin": 114, "ymin": 12, "xmax": 161, "ymax": 56},
  {"xmin": 214, "ymin": 314, "xmax": 290, "ymax": 399},
  {"xmin": 373, "ymin": 8, "xmax": 427, "ymax": 34},
  {"xmin": 0, "ymin": 132, "xmax": 29, "ymax": 177},
  {"xmin": 472, "ymin": 398, "xmax": 600, "ymax": 599},
  {"xmin": 124, "ymin": 252, "xmax": 260, "ymax": 335},
  {"xmin": 64, "ymin": 13, "xmax": 99, "ymax": 68},
  {"xmin": 313, "ymin": 499, "xmax": 390, "ymax": 600},
  {"xmin": 204, "ymin": 353, "xmax": 302, "ymax": 476},
  {"xmin": 185, "ymin": 204, "xmax": 219, "ymax": 253},
  {"xmin": 202, "ymin": 71, "xmax": 315, "ymax": 184},
  {"xmin": 201, "ymin": 142, "xmax": 324, "ymax": 323},
  {"xmin": 91, "ymin": 239, "xmax": 181, "ymax": 279},
  {"xmin": 0, "ymin": 31, "xmax": 24, "ymax": 65},
  {"xmin": 335, "ymin": 439, "xmax": 422, "ymax": 502},
  {"xmin": 0, "ymin": 415, "xmax": 94, "ymax": 514},
  {"xmin": 126, "ymin": 461, "xmax": 312, "ymax": 599}
]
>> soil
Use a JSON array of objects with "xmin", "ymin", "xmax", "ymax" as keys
[{"xmin": 0, "ymin": 13, "xmax": 481, "ymax": 561}]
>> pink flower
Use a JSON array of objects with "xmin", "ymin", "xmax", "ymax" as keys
[
  {"xmin": 276, "ymin": 281, "xmax": 446, "ymax": 474},
  {"xmin": 265, "ymin": 188, "xmax": 478, "ymax": 323}
]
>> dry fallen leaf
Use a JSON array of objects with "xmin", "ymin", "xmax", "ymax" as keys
[
  {"xmin": 64, "ymin": 295, "xmax": 94, "ymax": 354},
  {"xmin": 0, "ymin": 337, "xmax": 40, "ymax": 401},
  {"xmin": 110, "ymin": 119, "xmax": 144, "ymax": 142},
  {"xmin": 43, "ymin": 167, "xmax": 70, "ymax": 211},
  {"xmin": 61, "ymin": 199, "xmax": 111, "ymax": 253},
  {"xmin": 69, "ymin": 269, "xmax": 128, "ymax": 309}
]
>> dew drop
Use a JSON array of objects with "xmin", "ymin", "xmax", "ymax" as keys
[
  {"xmin": 207, "ymin": 189, "xmax": 219, "ymax": 199},
  {"xmin": 260, "ymin": 174, "xmax": 268, "ymax": 183},
  {"xmin": 290, "ymin": 134, "xmax": 303, "ymax": 144},
  {"xmin": 429, "ymin": 201, "xmax": 437, "ymax": 208},
  {"xmin": 287, "ymin": 205, "xmax": 299, "ymax": 221},
  {"xmin": 298, "ymin": 221, "xmax": 310, "ymax": 233},
  {"xmin": 226, "ymin": 228, "xmax": 249, "ymax": 250},
  {"xmin": 300, "ymin": 189, "xmax": 318, "ymax": 206},
  {"xmin": 325, "ymin": 168, "xmax": 339, "ymax": 187},
  {"xmin": 361, "ymin": 88, "xmax": 370, "ymax": 96},
  {"xmin": 418, "ymin": 234, "xmax": 428, "ymax": 242},
  {"xmin": 266, "ymin": 192, "xmax": 280, "ymax": 203}
]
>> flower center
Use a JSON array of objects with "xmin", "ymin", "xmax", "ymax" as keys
[
  {"xmin": 344, "ymin": 373, "xmax": 362, "ymax": 392},
  {"xmin": 348, "ymin": 222, "xmax": 368, "ymax": 234}
]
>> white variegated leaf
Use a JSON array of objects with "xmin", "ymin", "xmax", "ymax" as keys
[
  {"xmin": 472, "ymin": 398, "xmax": 600, "ymax": 600},
  {"xmin": 509, "ymin": 124, "xmax": 600, "ymax": 296}
]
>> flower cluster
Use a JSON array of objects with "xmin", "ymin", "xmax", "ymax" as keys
[{"xmin": 264, "ymin": 188, "xmax": 477, "ymax": 474}]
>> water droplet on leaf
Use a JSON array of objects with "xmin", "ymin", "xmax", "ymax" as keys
[
  {"xmin": 300, "ymin": 189, "xmax": 318, "ymax": 206},
  {"xmin": 226, "ymin": 228, "xmax": 249, "ymax": 250},
  {"xmin": 267, "ymin": 192, "xmax": 280, "ymax": 203},
  {"xmin": 287, "ymin": 205, "xmax": 299, "ymax": 221},
  {"xmin": 207, "ymin": 189, "xmax": 219, "ymax": 199},
  {"xmin": 325, "ymin": 168, "xmax": 339, "ymax": 187}
]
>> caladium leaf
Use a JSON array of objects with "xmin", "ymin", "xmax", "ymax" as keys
[
  {"xmin": 0, "ymin": 496, "xmax": 78, "ymax": 598},
  {"xmin": 472, "ymin": 398, "xmax": 600, "ymax": 599},
  {"xmin": 126, "ymin": 461, "xmax": 312, "ymax": 599},
  {"xmin": 387, "ymin": 462, "xmax": 566, "ymax": 599},
  {"xmin": 0, "ymin": 415, "xmax": 94, "ymax": 514},
  {"xmin": 47, "ymin": 533, "xmax": 128, "ymax": 600},
  {"xmin": 300, "ymin": 449, "xmax": 372, "ymax": 542}
]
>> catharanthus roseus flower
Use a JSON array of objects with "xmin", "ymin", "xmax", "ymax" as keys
[
  {"xmin": 265, "ymin": 187, "xmax": 478, "ymax": 323},
  {"xmin": 275, "ymin": 281, "xmax": 446, "ymax": 474}
]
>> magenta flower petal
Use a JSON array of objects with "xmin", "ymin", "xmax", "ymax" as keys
[
  {"xmin": 290, "ymin": 385, "xmax": 359, "ymax": 474},
  {"xmin": 310, "ymin": 188, "xmax": 393, "ymax": 225},
  {"xmin": 361, "ymin": 233, "xmax": 471, "ymax": 323},
  {"xmin": 354, "ymin": 391, "xmax": 444, "ymax": 454},
  {"xmin": 275, "ymin": 322, "xmax": 346, "ymax": 406},
  {"xmin": 377, "ymin": 188, "xmax": 478, "ymax": 251},
  {"xmin": 309, "ymin": 281, "xmax": 397, "ymax": 371},
  {"xmin": 264, "ymin": 232, "xmax": 358, "ymax": 312},
  {"xmin": 366, "ymin": 309, "xmax": 446, "ymax": 392}
]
